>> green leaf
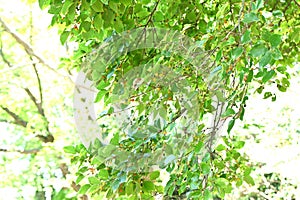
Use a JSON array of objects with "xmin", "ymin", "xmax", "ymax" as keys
[
  {"xmin": 231, "ymin": 47, "xmax": 243, "ymax": 60},
  {"xmin": 259, "ymin": 51, "xmax": 272, "ymax": 67},
  {"xmin": 234, "ymin": 141, "xmax": 245, "ymax": 149},
  {"xmin": 154, "ymin": 11, "xmax": 164, "ymax": 21},
  {"xmin": 76, "ymin": 174, "xmax": 85, "ymax": 184},
  {"xmin": 194, "ymin": 141, "xmax": 204, "ymax": 153},
  {"xmin": 244, "ymin": 175, "xmax": 255, "ymax": 186},
  {"xmin": 262, "ymin": 70, "xmax": 275, "ymax": 83},
  {"xmin": 159, "ymin": 106, "xmax": 168, "ymax": 120},
  {"xmin": 88, "ymin": 177, "xmax": 100, "ymax": 185},
  {"xmin": 269, "ymin": 34, "xmax": 281, "ymax": 47},
  {"xmin": 243, "ymin": 13, "xmax": 259, "ymax": 23},
  {"xmin": 227, "ymin": 119, "xmax": 235, "ymax": 133},
  {"xmin": 60, "ymin": 30, "xmax": 70, "ymax": 45},
  {"xmin": 92, "ymin": 0, "xmax": 103, "ymax": 12},
  {"xmin": 272, "ymin": 10, "xmax": 283, "ymax": 18},
  {"xmin": 61, "ymin": 0, "xmax": 73, "ymax": 15},
  {"xmin": 110, "ymin": 133, "xmax": 119, "ymax": 145},
  {"xmin": 63, "ymin": 146, "xmax": 77, "ymax": 154},
  {"xmin": 263, "ymin": 91, "xmax": 272, "ymax": 99},
  {"xmin": 114, "ymin": 18, "xmax": 124, "ymax": 33},
  {"xmin": 204, "ymin": 189, "xmax": 212, "ymax": 200},
  {"xmin": 150, "ymin": 171, "xmax": 160, "ymax": 180},
  {"xmin": 89, "ymin": 184, "xmax": 100, "ymax": 194},
  {"xmin": 78, "ymin": 184, "xmax": 91, "ymax": 194},
  {"xmin": 142, "ymin": 181, "xmax": 155, "ymax": 192},
  {"xmin": 215, "ymin": 144, "xmax": 226, "ymax": 151},
  {"xmin": 250, "ymin": 44, "xmax": 267, "ymax": 57},
  {"xmin": 94, "ymin": 15, "xmax": 103, "ymax": 32},
  {"xmin": 100, "ymin": 0, "xmax": 108, "ymax": 5},
  {"xmin": 38, "ymin": 0, "xmax": 50, "ymax": 9},
  {"xmin": 255, "ymin": 0, "xmax": 264, "ymax": 10},
  {"xmin": 98, "ymin": 169, "xmax": 109, "ymax": 180},
  {"xmin": 125, "ymin": 182, "xmax": 134, "ymax": 195},
  {"xmin": 222, "ymin": 108, "xmax": 235, "ymax": 117},
  {"xmin": 216, "ymin": 50, "xmax": 222, "ymax": 62},
  {"xmin": 200, "ymin": 162, "xmax": 210, "ymax": 175},
  {"xmin": 241, "ymin": 30, "xmax": 251, "ymax": 44}
]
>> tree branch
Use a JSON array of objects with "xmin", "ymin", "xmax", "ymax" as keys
[
  {"xmin": 0, "ymin": 148, "xmax": 40, "ymax": 154},
  {"xmin": 0, "ymin": 106, "xmax": 28, "ymax": 127},
  {"xmin": 0, "ymin": 17, "xmax": 73, "ymax": 83}
]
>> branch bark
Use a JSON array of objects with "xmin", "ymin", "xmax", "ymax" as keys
[
  {"xmin": 0, "ymin": 17, "xmax": 73, "ymax": 83},
  {"xmin": 0, "ymin": 148, "xmax": 40, "ymax": 154}
]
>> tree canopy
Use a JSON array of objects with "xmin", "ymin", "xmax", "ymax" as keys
[{"xmin": 0, "ymin": 0, "xmax": 299, "ymax": 199}]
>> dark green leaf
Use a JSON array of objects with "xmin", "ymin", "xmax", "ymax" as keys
[
  {"xmin": 227, "ymin": 119, "xmax": 235, "ymax": 133},
  {"xmin": 259, "ymin": 51, "xmax": 272, "ymax": 67},
  {"xmin": 241, "ymin": 30, "xmax": 251, "ymax": 44},
  {"xmin": 142, "ymin": 181, "xmax": 155, "ymax": 192},
  {"xmin": 150, "ymin": 171, "xmax": 160, "ymax": 180},
  {"xmin": 231, "ymin": 47, "xmax": 243, "ymax": 60},
  {"xmin": 262, "ymin": 70, "xmax": 275, "ymax": 83},
  {"xmin": 269, "ymin": 34, "xmax": 281, "ymax": 47}
]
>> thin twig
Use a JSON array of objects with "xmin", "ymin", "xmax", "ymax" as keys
[
  {"xmin": 0, "ymin": 17, "xmax": 73, "ymax": 83},
  {"xmin": 0, "ymin": 148, "xmax": 40, "ymax": 154}
]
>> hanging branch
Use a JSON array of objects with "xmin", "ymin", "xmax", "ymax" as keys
[
  {"xmin": 0, "ymin": 39, "xmax": 13, "ymax": 67},
  {"xmin": 0, "ymin": 17, "xmax": 73, "ymax": 83},
  {"xmin": 1, "ymin": 106, "xmax": 28, "ymax": 127}
]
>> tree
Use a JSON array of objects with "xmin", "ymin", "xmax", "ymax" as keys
[{"xmin": 40, "ymin": 0, "xmax": 299, "ymax": 199}]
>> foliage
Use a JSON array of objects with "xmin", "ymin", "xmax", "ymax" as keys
[
  {"xmin": 40, "ymin": 0, "xmax": 300, "ymax": 199},
  {"xmin": 0, "ymin": 1, "xmax": 78, "ymax": 199}
]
